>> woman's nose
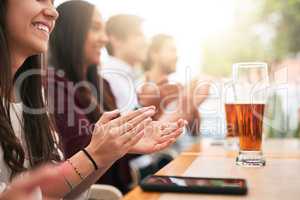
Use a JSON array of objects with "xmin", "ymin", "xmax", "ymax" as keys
[{"xmin": 44, "ymin": 5, "xmax": 59, "ymax": 21}]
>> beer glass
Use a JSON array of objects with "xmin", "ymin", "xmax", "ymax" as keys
[
  {"xmin": 224, "ymin": 81, "xmax": 240, "ymax": 150},
  {"xmin": 229, "ymin": 63, "xmax": 269, "ymax": 167}
]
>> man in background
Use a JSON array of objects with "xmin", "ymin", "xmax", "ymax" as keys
[
  {"xmin": 140, "ymin": 34, "xmax": 210, "ymax": 135},
  {"xmin": 102, "ymin": 14, "xmax": 147, "ymax": 113}
]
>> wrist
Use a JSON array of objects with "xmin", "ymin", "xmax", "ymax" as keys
[
  {"xmin": 85, "ymin": 145, "xmax": 110, "ymax": 168},
  {"xmin": 82, "ymin": 148, "xmax": 98, "ymax": 171}
]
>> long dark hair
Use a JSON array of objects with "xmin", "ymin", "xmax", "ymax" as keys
[
  {"xmin": 49, "ymin": 0, "xmax": 116, "ymax": 123},
  {"xmin": 0, "ymin": 0, "xmax": 60, "ymax": 178}
]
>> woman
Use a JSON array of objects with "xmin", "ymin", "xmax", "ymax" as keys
[
  {"xmin": 0, "ymin": 0, "xmax": 184, "ymax": 199},
  {"xmin": 47, "ymin": 1, "xmax": 184, "ymax": 192}
]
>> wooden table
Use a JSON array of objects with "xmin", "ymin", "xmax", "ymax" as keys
[{"xmin": 122, "ymin": 139, "xmax": 300, "ymax": 200}]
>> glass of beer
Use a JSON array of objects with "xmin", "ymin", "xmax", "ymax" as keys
[
  {"xmin": 228, "ymin": 62, "xmax": 269, "ymax": 167},
  {"xmin": 224, "ymin": 82, "xmax": 240, "ymax": 150}
]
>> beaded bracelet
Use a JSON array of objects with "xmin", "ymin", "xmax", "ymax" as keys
[{"xmin": 66, "ymin": 159, "xmax": 84, "ymax": 180}]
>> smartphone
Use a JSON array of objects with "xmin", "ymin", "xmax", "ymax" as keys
[{"xmin": 140, "ymin": 175, "xmax": 247, "ymax": 195}]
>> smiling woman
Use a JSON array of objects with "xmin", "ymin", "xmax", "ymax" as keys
[
  {"xmin": 6, "ymin": 0, "xmax": 58, "ymax": 67},
  {"xmin": 1, "ymin": 0, "xmax": 59, "ymax": 177}
]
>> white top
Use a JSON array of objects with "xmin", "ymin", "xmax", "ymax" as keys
[
  {"xmin": 101, "ymin": 56, "xmax": 139, "ymax": 113},
  {"xmin": 0, "ymin": 102, "xmax": 42, "ymax": 198}
]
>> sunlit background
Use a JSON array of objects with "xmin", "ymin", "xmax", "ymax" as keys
[
  {"xmin": 55, "ymin": 0, "xmax": 300, "ymax": 137},
  {"xmin": 55, "ymin": 0, "xmax": 300, "ymax": 78},
  {"xmin": 55, "ymin": 0, "xmax": 249, "ymax": 79}
]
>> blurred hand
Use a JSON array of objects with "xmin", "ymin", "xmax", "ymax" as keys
[
  {"xmin": 138, "ymin": 77, "xmax": 182, "ymax": 112},
  {"xmin": 129, "ymin": 119, "xmax": 186, "ymax": 154},
  {"xmin": 0, "ymin": 166, "xmax": 62, "ymax": 200},
  {"xmin": 86, "ymin": 106, "xmax": 156, "ymax": 167}
]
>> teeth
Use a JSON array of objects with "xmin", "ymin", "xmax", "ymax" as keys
[{"xmin": 35, "ymin": 23, "xmax": 50, "ymax": 33}]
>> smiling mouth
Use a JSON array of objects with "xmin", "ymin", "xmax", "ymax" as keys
[{"xmin": 32, "ymin": 22, "xmax": 50, "ymax": 34}]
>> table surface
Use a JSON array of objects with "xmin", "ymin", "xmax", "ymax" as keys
[{"xmin": 122, "ymin": 138, "xmax": 300, "ymax": 200}]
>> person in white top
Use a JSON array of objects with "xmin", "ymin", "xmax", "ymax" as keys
[
  {"xmin": 0, "ymin": 1, "xmax": 185, "ymax": 199},
  {"xmin": 102, "ymin": 14, "xmax": 148, "ymax": 113}
]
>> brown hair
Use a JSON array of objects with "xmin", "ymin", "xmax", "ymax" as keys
[
  {"xmin": 106, "ymin": 14, "xmax": 143, "ymax": 56},
  {"xmin": 0, "ymin": 0, "xmax": 60, "ymax": 178},
  {"xmin": 50, "ymin": 0, "xmax": 117, "ymax": 123}
]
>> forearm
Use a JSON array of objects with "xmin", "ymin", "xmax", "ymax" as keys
[
  {"xmin": 65, "ymin": 150, "xmax": 112, "ymax": 199},
  {"xmin": 39, "ymin": 151, "xmax": 110, "ymax": 199}
]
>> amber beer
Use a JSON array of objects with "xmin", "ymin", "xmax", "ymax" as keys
[
  {"xmin": 225, "ymin": 104, "xmax": 239, "ymax": 138},
  {"xmin": 225, "ymin": 103, "xmax": 265, "ymax": 151}
]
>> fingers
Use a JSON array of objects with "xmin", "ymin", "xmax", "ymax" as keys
[
  {"xmin": 98, "ymin": 110, "xmax": 120, "ymax": 124},
  {"xmin": 158, "ymin": 128, "xmax": 183, "ymax": 144},
  {"xmin": 117, "ymin": 109, "xmax": 155, "ymax": 134},
  {"xmin": 120, "ymin": 117, "xmax": 152, "ymax": 144},
  {"xmin": 11, "ymin": 165, "xmax": 60, "ymax": 193},
  {"xmin": 159, "ymin": 119, "xmax": 184, "ymax": 133},
  {"xmin": 110, "ymin": 106, "xmax": 155, "ymax": 126},
  {"xmin": 153, "ymin": 139, "xmax": 176, "ymax": 152},
  {"xmin": 177, "ymin": 119, "xmax": 187, "ymax": 128},
  {"xmin": 124, "ymin": 131, "xmax": 145, "ymax": 150}
]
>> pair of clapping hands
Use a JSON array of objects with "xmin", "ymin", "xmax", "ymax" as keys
[
  {"xmin": 0, "ymin": 106, "xmax": 185, "ymax": 200},
  {"xmin": 85, "ymin": 106, "xmax": 186, "ymax": 169}
]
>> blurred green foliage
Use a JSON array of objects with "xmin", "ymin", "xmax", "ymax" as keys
[{"xmin": 202, "ymin": 0, "xmax": 300, "ymax": 76}]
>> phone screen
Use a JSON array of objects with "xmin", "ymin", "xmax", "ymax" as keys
[{"xmin": 145, "ymin": 176, "xmax": 246, "ymax": 188}]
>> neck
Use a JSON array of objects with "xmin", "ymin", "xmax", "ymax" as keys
[
  {"xmin": 10, "ymin": 55, "xmax": 26, "ymax": 103},
  {"xmin": 9, "ymin": 44, "xmax": 30, "ymax": 102},
  {"xmin": 113, "ymin": 51, "xmax": 135, "ymax": 67},
  {"xmin": 11, "ymin": 51, "xmax": 27, "ymax": 79},
  {"xmin": 148, "ymin": 64, "xmax": 168, "ymax": 83}
]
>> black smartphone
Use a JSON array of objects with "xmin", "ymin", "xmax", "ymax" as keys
[{"xmin": 140, "ymin": 175, "xmax": 247, "ymax": 195}]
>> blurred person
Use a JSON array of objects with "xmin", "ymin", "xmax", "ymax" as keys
[
  {"xmin": 140, "ymin": 34, "xmax": 210, "ymax": 134},
  {"xmin": 103, "ymin": 14, "xmax": 148, "ymax": 113},
  {"xmin": 0, "ymin": 0, "xmax": 184, "ymax": 199},
  {"xmin": 103, "ymin": 21, "xmax": 185, "ymax": 180},
  {"xmin": 48, "ymin": 0, "xmax": 184, "ymax": 193}
]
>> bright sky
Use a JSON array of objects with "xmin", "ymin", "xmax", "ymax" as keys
[{"xmin": 55, "ymin": 0, "xmax": 236, "ymax": 79}]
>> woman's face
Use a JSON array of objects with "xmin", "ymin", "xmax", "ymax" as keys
[
  {"xmin": 6, "ymin": 0, "xmax": 58, "ymax": 57},
  {"xmin": 84, "ymin": 9, "xmax": 108, "ymax": 66}
]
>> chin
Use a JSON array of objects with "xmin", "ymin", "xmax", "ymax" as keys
[{"xmin": 31, "ymin": 43, "xmax": 48, "ymax": 54}]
